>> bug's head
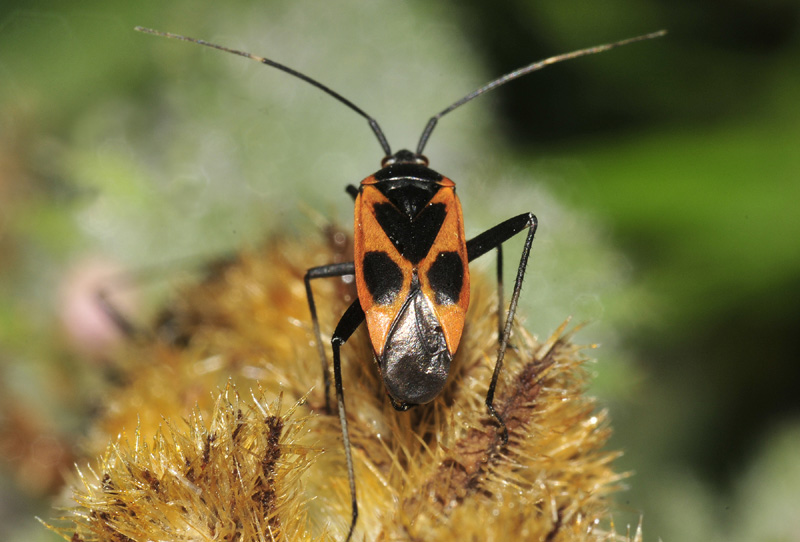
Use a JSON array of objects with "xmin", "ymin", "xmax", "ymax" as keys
[{"xmin": 381, "ymin": 149, "xmax": 428, "ymax": 168}]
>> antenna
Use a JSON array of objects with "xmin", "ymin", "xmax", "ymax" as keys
[
  {"xmin": 415, "ymin": 30, "xmax": 667, "ymax": 155},
  {"xmin": 136, "ymin": 27, "xmax": 666, "ymax": 161},
  {"xmin": 135, "ymin": 27, "xmax": 392, "ymax": 156}
]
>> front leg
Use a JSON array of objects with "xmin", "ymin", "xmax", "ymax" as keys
[
  {"xmin": 304, "ymin": 261, "xmax": 356, "ymax": 412},
  {"xmin": 330, "ymin": 300, "xmax": 366, "ymax": 542}
]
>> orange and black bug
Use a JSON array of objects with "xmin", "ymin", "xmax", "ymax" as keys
[{"xmin": 136, "ymin": 26, "xmax": 665, "ymax": 540}]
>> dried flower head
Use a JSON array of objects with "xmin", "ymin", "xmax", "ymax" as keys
[
  {"xmin": 46, "ymin": 229, "xmax": 641, "ymax": 541},
  {"xmin": 48, "ymin": 389, "xmax": 321, "ymax": 541}
]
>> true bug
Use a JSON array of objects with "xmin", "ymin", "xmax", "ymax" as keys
[{"xmin": 136, "ymin": 26, "xmax": 665, "ymax": 540}]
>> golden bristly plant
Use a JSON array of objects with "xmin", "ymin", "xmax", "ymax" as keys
[{"xmin": 45, "ymin": 229, "xmax": 641, "ymax": 541}]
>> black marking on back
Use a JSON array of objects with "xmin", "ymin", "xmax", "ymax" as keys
[
  {"xmin": 363, "ymin": 251, "xmax": 403, "ymax": 305},
  {"xmin": 373, "ymin": 163, "xmax": 444, "ymax": 219},
  {"xmin": 374, "ymin": 202, "xmax": 447, "ymax": 264},
  {"xmin": 426, "ymin": 251, "xmax": 463, "ymax": 305},
  {"xmin": 381, "ymin": 181, "xmax": 439, "ymax": 219}
]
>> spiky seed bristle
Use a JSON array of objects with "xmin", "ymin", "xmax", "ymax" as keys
[
  {"xmin": 44, "ymin": 388, "xmax": 320, "ymax": 541},
  {"xmin": 46, "ymin": 229, "xmax": 641, "ymax": 541}
]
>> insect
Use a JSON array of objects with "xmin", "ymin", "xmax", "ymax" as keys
[{"xmin": 136, "ymin": 26, "xmax": 665, "ymax": 540}]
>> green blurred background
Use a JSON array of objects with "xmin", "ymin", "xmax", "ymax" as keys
[{"xmin": 1, "ymin": 1, "xmax": 798, "ymax": 541}]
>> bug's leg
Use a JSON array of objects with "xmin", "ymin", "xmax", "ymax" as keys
[
  {"xmin": 95, "ymin": 287, "xmax": 148, "ymax": 340},
  {"xmin": 346, "ymin": 184, "xmax": 359, "ymax": 200},
  {"xmin": 467, "ymin": 212, "xmax": 538, "ymax": 444},
  {"xmin": 304, "ymin": 262, "xmax": 356, "ymax": 413},
  {"xmin": 495, "ymin": 244, "xmax": 504, "ymax": 343},
  {"xmin": 91, "ymin": 254, "xmax": 233, "ymax": 344},
  {"xmin": 93, "ymin": 261, "xmax": 181, "ymax": 343},
  {"xmin": 330, "ymin": 300, "xmax": 366, "ymax": 542}
]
